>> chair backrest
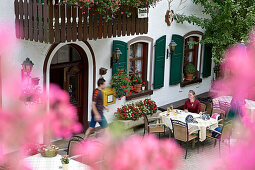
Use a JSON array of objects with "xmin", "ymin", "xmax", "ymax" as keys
[
  {"xmin": 221, "ymin": 123, "xmax": 232, "ymax": 139},
  {"xmin": 171, "ymin": 119, "xmax": 188, "ymax": 142},
  {"xmin": 212, "ymin": 108, "xmax": 225, "ymax": 116},
  {"xmin": 200, "ymin": 102, "xmax": 207, "ymax": 112},
  {"xmin": 142, "ymin": 112, "xmax": 149, "ymax": 133},
  {"xmin": 67, "ymin": 136, "xmax": 84, "ymax": 156},
  {"xmin": 219, "ymin": 101, "xmax": 231, "ymax": 113},
  {"xmin": 206, "ymin": 103, "xmax": 213, "ymax": 116}
]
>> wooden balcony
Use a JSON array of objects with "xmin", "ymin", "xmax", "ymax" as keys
[{"xmin": 14, "ymin": 0, "xmax": 148, "ymax": 43}]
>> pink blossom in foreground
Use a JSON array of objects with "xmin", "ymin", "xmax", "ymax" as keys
[
  {"xmin": 212, "ymin": 36, "xmax": 255, "ymax": 101},
  {"xmin": 46, "ymin": 84, "xmax": 82, "ymax": 139},
  {"xmin": 210, "ymin": 31, "xmax": 255, "ymax": 169},
  {"xmin": 0, "ymin": 23, "xmax": 17, "ymax": 56},
  {"xmin": 74, "ymin": 135, "xmax": 183, "ymax": 170}
]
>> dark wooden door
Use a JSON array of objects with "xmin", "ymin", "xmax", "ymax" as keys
[{"xmin": 64, "ymin": 65, "xmax": 84, "ymax": 125}]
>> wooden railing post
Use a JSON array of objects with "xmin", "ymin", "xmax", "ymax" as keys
[
  {"xmin": 33, "ymin": 0, "xmax": 38, "ymax": 41},
  {"xmin": 43, "ymin": 0, "xmax": 49, "ymax": 43},
  {"xmin": 72, "ymin": 6, "xmax": 78, "ymax": 41},
  {"xmin": 28, "ymin": 0, "xmax": 34, "ymax": 41},
  {"xmin": 19, "ymin": 0, "xmax": 25, "ymax": 39},
  {"xmin": 24, "ymin": 0, "xmax": 29, "ymax": 40},
  {"xmin": 48, "ymin": 0, "xmax": 54, "ymax": 43},
  {"xmin": 14, "ymin": 0, "xmax": 20, "ymax": 38}
]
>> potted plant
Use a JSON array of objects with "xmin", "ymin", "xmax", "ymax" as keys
[
  {"xmin": 184, "ymin": 63, "xmax": 196, "ymax": 81},
  {"xmin": 132, "ymin": 75, "xmax": 143, "ymax": 93},
  {"xmin": 61, "ymin": 155, "xmax": 69, "ymax": 170}
]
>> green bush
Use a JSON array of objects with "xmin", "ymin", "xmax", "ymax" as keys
[{"xmin": 184, "ymin": 63, "xmax": 196, "ymax": 74}]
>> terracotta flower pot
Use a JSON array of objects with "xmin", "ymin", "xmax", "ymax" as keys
[
  {"xmin": 134, "ymin": 84, "xmax": 142, "ymax": 93},
  {"xmin": 185, "ymin": 73, "xmax": 194, "ymax": 81}
]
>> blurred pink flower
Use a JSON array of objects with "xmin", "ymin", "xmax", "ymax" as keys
[
  {"xmin": 210, "ymin": 29, "xmax": 255, "ymax": 170},
  {"xmin": 74, "ymin": 135, "xmax": 183, "ymax": 170},
  {"xmin": 0, "ymin": 23, "xmax": 17, "ymax": 57}
]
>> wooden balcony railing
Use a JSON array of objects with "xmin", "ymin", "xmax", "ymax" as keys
[{"xmin": 14, "ymin": 0, "xmax": 148, "ymax": 43}]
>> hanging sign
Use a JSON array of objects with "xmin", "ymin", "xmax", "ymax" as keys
[{"xmin": 138, "ymin": 8, "xmax": 148, "ymax": 18}]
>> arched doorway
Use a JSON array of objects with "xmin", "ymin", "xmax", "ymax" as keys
[{"xmin": 49, "ymin": 44, "xmax": 89, "ymax": 131}]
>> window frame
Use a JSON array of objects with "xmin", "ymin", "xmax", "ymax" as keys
[
  {"xmin": 126, "ymin": 36, "xmax": 154, "ymax": 100},
  {"xmin": 128, "ymin": 42, "xmax": 148, "ymax": 82},
  {"xmin": 182, "ymin": 31, "xmax": 204, "ymax": 84}
]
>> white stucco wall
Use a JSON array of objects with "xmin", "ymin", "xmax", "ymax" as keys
[{"xmin": 0, "ymin": 0, "xmax": 213, "ymax": 123}]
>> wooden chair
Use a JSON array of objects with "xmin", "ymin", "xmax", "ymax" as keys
[
  {"xmin": 67, "ymin": 136, "xmax": 84, "ymax": 157},
  {"xmin": 206, "ymin": 122, "xmax": 232, "ymax": 155},
  {"xmin": 200, "ymin": 103, "xmax": 207, "ymax": 112},
  {"xmin": 171, "ymin": 119, "xmax": 200, "ymax": 159},
  {"xmin": 212, "ymin": 108, "xmax": 225, "ymax": 117},
  {"xmin": 219, "ymin": 101, "xmax": 231, "ymax": 117},
  {"xmin": 206, "ymin": 102, "xmax": 213, "ymax": 116},
  {"xmin": 142, "ymin": 112, "xmax": 166, "ymax": 137}
]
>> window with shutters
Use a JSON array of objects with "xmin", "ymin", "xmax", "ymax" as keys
[
  {"xmin": 181, "ymin": 32, "xmax": 203, "ymax": 87},
  {"xmin": 184, "ymin": 36, "xmax": 199, "ymax": 67},
  {"xmin": 128, "ymin": 42, "xmax": 147, "ymax": 81}
]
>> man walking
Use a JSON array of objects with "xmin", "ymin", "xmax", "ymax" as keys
[{"xmin": 84, "ymin": 78, "xmax": 109, "ymax": 138}]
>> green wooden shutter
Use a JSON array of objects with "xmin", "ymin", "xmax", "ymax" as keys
[
  {"xmin": 154, "ymin": 35, "xmax": 166, "ymax": 89},
  {"xmin": 169, "ymin": 34, "xmax": 184, "ymax": 85},
  {"xmin": 202, "ymin": 44, "xmax": 212, "ymax": 78},
  {"xmin": 112, "ymin": 40, "xmax": 128, "ymax": 75}
]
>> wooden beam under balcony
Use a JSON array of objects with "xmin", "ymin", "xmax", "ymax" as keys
[{"xmin": 14, "ymin": 0, "xmax": 148, "ymax": 43}]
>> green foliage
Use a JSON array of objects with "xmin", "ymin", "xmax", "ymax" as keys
[
  {"xmin": 60, "ymin": 0, "xmax": 161, "ymax": 21},
  {"xmin": 175, "ymin": 0, "xmax": 255, "ymax": 63},
  {"xmin": 132, "ymin": 74, "xmax": 143, "ymax": 85},
  {"xmin": 60, "ymin": 155, "xmax": 69, "ymax": 164},
  {"xmin": 111, "ymin": 69, "xmax": 132, "ymax": 98},
  {"xmin": 184, "ymin": 63, "xmax": 196, "ymax": 74}
]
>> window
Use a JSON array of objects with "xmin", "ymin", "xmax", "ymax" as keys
[
  {"xmin": 128, "ymin": 42, "xmax": 147, "ymax": 81},
  {"xmin": 51, "ymin": 45, "xmax": 81, "ymax": 65},
  {"xmin": 180, "ymin": 32, "xmax": 203, "ymax": 87},
  {"xmin": 184, "ymin": 36, "xmax": 199, "ymax": 67}
]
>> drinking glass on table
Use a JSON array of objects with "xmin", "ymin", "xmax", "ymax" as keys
[
  {"xmin": 167, "ymin": 107, "xmax": 170, "ymax": 113},
  {"xmin": 170, "ymin": 104, "xmax": 174, "ymax": 111}
]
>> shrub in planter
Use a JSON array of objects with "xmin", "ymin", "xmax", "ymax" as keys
[
  {"xmin": 184, "ymin": 63, "xmax": 196, "ymax": 80},
  {"xmin": 114, "ymin": 103, "xmax": 142, "ymax": 121},
  {"xmin": 114, "ymin": 99, "xmax": 158, "ymax": 121},
  {"xmin": 136, "ymin": 100, "xmax": 151, "ymax": 115},
  {"xmin": 143, "ymin": 99, "xmax": 158, "ymax": 115}
]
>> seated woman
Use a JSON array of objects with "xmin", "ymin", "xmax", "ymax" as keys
[{"xmin": 184, "ymin": 90, "xmax": 202, "ymax": 114}]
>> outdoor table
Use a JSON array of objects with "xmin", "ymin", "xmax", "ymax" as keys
[
  {"xmin": 25, "ymin": 154, "xmax": 89, "ymax": 170},
  {"xmin": 160, "ymin": 110, "xmax": 218, "ymax": 142}
]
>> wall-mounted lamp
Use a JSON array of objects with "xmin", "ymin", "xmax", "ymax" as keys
[
  {"xmin": 110, "ymin": 48, "xmax": 122, "ymax": 68},
  {"xmin": 99, "ymin": 67, "xmax": 108, "ymax": 77},
  {"xmin": 167, "ymin": 40, "xmax": 177, "ymax": 59},
  {"xmin": 21, "ymin": 58, "xmax": 34, "ymax": 79}
]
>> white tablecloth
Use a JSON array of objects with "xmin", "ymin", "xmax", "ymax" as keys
[
  {"xmin": 160, "ymin": 110, "xmax": 218, "ymax": 142},
  {"xmin": 25, "ymin": 154, "xmax": 89, "ymax": 170}
]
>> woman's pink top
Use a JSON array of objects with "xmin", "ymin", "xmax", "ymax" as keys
[{"xmin": 184, "ymin": 99, "xmax": 201, "ymax": 114}]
